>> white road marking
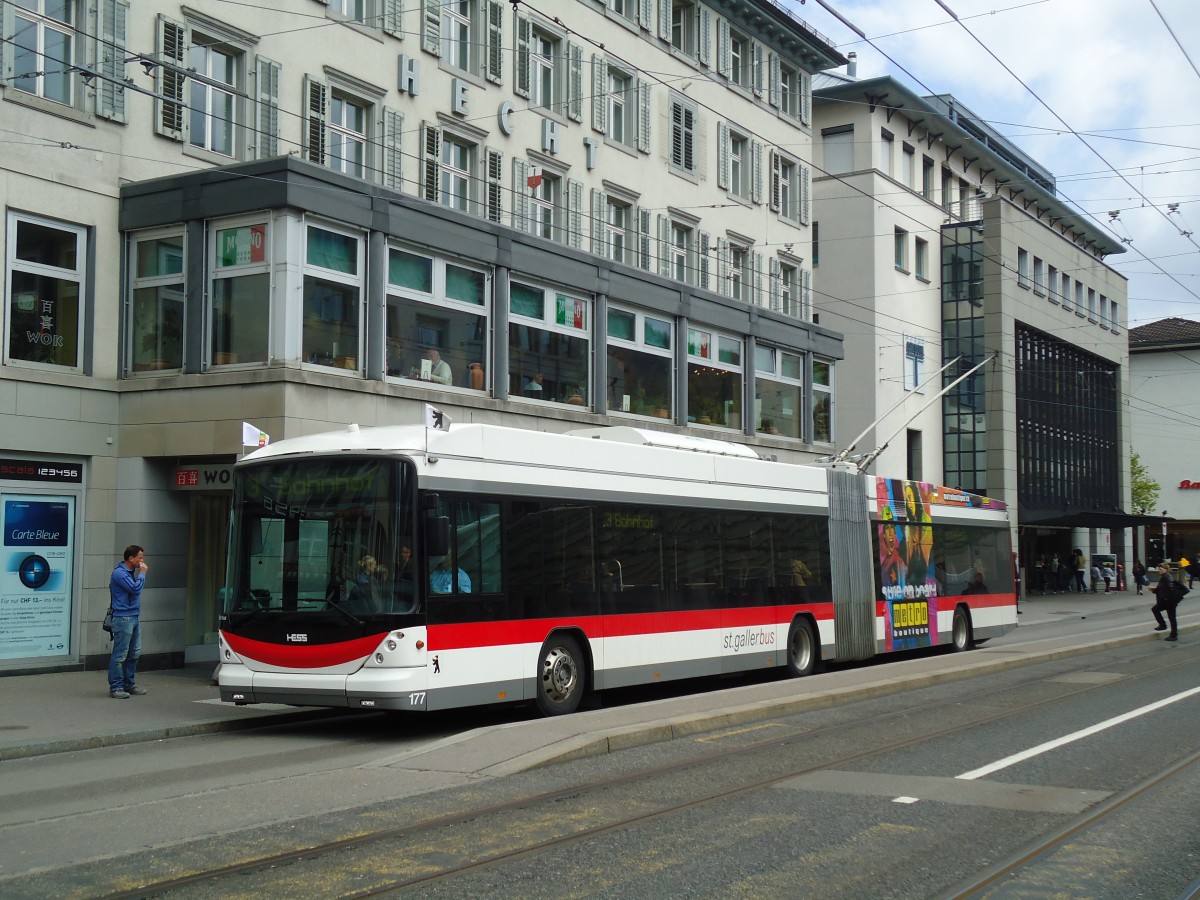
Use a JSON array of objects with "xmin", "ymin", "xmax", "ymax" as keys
[{"xmin": 957, "ymin": 684, "xmax": 1200, "ymax": 780}]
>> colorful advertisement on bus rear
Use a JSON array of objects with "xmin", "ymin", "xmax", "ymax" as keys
[{"xmin": 876, "ymin": 478, "xmax": 937, "ymax": 651}]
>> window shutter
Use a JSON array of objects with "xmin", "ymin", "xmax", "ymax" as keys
[
  {"xmin": 751, "ymin": 140, "xmax": 763, "ymax": 204},
  {"xmin": 752, "ymin": 42, "xmax": 763, "ymax": 96},
  {"xmin": 154, "ymin": 15, "xmax": 186, "ymax": 140},
  {"xmin": 254, "ymin": 56, "xmax": 281, "ymax": 158},
  {"xmin": 717, "ymin": 18, "xmax": 730, "ymax": 78},
  {"xmin": 770, "ymin": 151, "xmax": 781, "ymax": 213},
  {"xmin": 800, "ymin": 72, "xmax": 811, "ymax": 125},
  {"xmin": 638, "ymin": 0, "xmax": 652, "ymax": 31},
  {"xmin": 421, "ymin": 122, "xmax": 441, "ymax": 202},
  {"xmin": 591, "ymin": 55, "xmax": 608, "ymax": 133},
  {"xmin": 636, "ymin": 80, "xmax": 651, "ymax": 153},
  {"xmin": 421, "ymin": 0, "xmax": 441, "ymax": 56},
  {"xmin": 382, "ymin": 0, "xmax": 403, "ymax": 38},
  {"xmin": 698, "ymin": 7, "xmax": 712, "ymax": 67},
  {"xmin": 638, "ymin": 207, "xmax": 652, "ymax": 270},
  {"xmin": 754, "ymin": 252, "xmax": 764, "ymax": 306},
  {"xmin": 657, "ymin": 215, "xmax": 670, "ymax": 278},
  {"xmin": 657, "ymin": 0, "xmax": 671, "ymax": 41},
  {"xmin": 698, "ymin": 231, "xmax": 711, "ymax": 290},
  {"xmin": 486, "ymin": 0, "xmax": 503, "ymax": 82},
  {"xmin": 768, "ymin": 53, "xmax": 780, "ymax": 108},
  {"xmin": 96, "ymin": 0, "xmax": 128, "ymax": 122},
  {"xmin": 717, "ymin": 238, "xmax": 729, "ymax": 296},
  {"xmin": 717, "ymin": 122, "xmax": 729, "ymax": 190},
  {"xmin": 514, "ymin": 13, "xmax": 531, "ymax": 98},
  {"xmin": 800, "ymin": 165, "xmax": 811, "ymax": 225},
  {"xmin": 486, "ymin": 148, "xmax": 503, "ymax": 222},
  {"xmin": 567, "ymin": 179, "xmax": 583, "ymax": 248},
  {"xmin": 382, "ymin": 108, "xmax": 403, "ymax": 190},
  {"xmin": 303, "ymin": 75, "xmax": 328, "ymax": 164},
  {"xmin": 567, "ymin": 42, "xmax": 583, "ymax": 122},
  {"xmin": 801, "ymin": 268, "xmax": 812, "ymax": 320},
  {"xmin": 511, "ymin": 158, "xmax": 530, "ymax": 231},
  {"xmin": 591, "ymin": 189, "xmax": 606, "ymax": 256},
  {"xmin": 769, "ymin": 258, "xmax": 781, "ymax": 312}
]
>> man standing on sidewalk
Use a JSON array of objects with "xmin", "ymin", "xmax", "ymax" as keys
[{"xmin": 109, "ymin": 545, "xmax": 149, "ymax": 699}]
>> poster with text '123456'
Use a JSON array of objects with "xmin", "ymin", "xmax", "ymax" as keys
[{"xmin": 1, "ymin": 497, "xmax": 75, "ymax": 661}]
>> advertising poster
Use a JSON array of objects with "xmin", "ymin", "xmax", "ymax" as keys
[
  {"xmin": 0, "ymin": 496, "xmax": 75, "ymax": 660},
  {"xmin": 876, "ymin": 478, "xmax": 937, "ymax": 652}
]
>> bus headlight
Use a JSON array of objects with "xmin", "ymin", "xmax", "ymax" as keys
[
  {"xmin": 386, "ymin": 639, "xmax": 397, "ymax": 651},
  {"xmin": 375, "ymin": 653, "xmax": 385, "ymax": 664}
]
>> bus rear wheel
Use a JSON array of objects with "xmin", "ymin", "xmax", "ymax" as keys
[
  {"xmin": 952, "ymin": 606, "xmax": 974, "ymax": 652},
  {"xmin": 536, "ymin": 634, "xmax": 586, "ymax": 716},
  {"xmin": 786, "ymin": 618, "xmax": 817, "ymax": 677}
]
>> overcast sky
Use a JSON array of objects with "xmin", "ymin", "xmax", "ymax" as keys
[{"xmin": 787, "ymin": 0, "xmax": 1200, "ymax": 328}]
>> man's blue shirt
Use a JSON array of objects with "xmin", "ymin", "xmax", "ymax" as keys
[{"xmin": 110, "ymin": 563, "xmax": 145, "ymax": 616}]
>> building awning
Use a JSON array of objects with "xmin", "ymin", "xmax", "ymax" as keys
[{"xmin": 1021, "ymin": 509, "xmax": 1174, "ymax": 530}]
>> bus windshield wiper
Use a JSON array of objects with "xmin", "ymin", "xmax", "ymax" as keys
[
  {"xmin": 228, "ymin": 605, "xmax": 272, "ymax": 625},
  {"xmin": 326, "ymin": 600, "xmax": 365, "ymax": 628}
]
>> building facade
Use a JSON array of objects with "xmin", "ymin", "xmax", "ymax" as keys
[
  {"xmin": 812, "ymin": 71, "xmax": 1134, "ymax": 587},
  {"xmin": 1129, "ymin": 317, "xmax": 1200, "ymax": 565},
  {"xmin": 0, "ymin": 0, "xmax": 846, "ymax": 671}
]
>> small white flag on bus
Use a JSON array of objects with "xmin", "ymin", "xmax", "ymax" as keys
[
  {"xmin": 242, "ymin": 422, "xmax": 270, "ymax": 447},
  {"xmin": 425, "ymin": 404, "xmax": 452, "ymax": 432}
]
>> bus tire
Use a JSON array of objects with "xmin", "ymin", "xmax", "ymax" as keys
[
  {"xmin": 535, "ymin": 634, "xmax": 586, "ymax": 716},
  {"xmin": 786, "ymin": 618, "xmax": 817, "ymax": 677},
  {"xmin": 952, "ymin": 605, "xmax": 974, "ymax": 652}
]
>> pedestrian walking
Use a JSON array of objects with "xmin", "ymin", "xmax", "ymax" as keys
[
  {"xmin": 1132, "ymin": 559, "xmax": 1147, "ymax": 595},
  {"xmin": 109, "ymin": 545, "xmax": 149, "ymax": 699},
  {"xmin": 1101, "ymin": 563, "xmax": 1114, "ymax": 593},
  {"xmin": 1072, "ymin": 549, "xmax": 1086, "ymax": 593},
  {"xmin": 1150, "ymin": 563, "xmax": 1182, "ymax": 642}
]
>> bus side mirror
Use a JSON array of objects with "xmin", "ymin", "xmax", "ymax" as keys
[{"xmin": 426, "ymin": 514, "xmax": 451, "ymax": 559}]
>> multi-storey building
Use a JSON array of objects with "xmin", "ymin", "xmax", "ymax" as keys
[
  {"xmin": 812, "ymin": 67, "xmax": 1136, "ymax": 585},
  {"xmin": 0, "ymin": 1, "xmax": 844, "ymax": 671},
  {"xmin": 1129, "ymin": 317, "xmax": 1200, "ymax": 564}
]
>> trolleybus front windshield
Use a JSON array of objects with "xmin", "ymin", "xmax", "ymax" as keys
[{"xmin": 222, "ymin": 457, "xmax": 414, "ymax": 620}]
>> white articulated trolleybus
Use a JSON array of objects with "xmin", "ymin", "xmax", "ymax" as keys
[{"xmin": 217, "ymin": 423, "xmax": 1016, "ymax": 716}]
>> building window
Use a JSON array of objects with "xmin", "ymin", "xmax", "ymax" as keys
[
  {"xmin": 188, "ymin": 39, "xmax": 237, "ymax": 157},
  {"xmin": 941, "ymin": 168, "xmax": 953, "ymax": 212},
  {"xmin": 754, "ymin": 345, "xmax": 803, "ymax": 439},
  {"xmin": 528, "ymin": 171, "xmax": 562, "ymax": 240},
  {"xmin": 329, "ymin": 94, "xmax": 368, "ymax": 179},
  {"xmin": 1075, "ymin": 280, "xmax": 1084, "ymax": 314},
  {"xmin": 880, "ymin": 130, "xmax": 894, "ymax": 178},
  {"xmin": 777, "ymin": 60, "xmax": 800, "ymax": 119},
  {"xmin": 387, "ymin": 248, "xmax": 488, "ymax": 391},
  {"xmin": 6, "ymin": 212, "xmax": 86, "ymax": 371},
  {"xmin": 907, "ymin": 429, "xmax": 923, "ymax": 481},
  {"xmin": 1017, "ymin": 248, "xmax": 1030, "ymax": 288},
  {"xmin": 822, "ymin": 126, "xmax": 853, "ymax": 175},
  {"xmin": 608, "ymin": 69, "xmax": 629, "ymax": 144},
  {"xmin": 1109, "ymin": 298, "xmax": 1119, "ymax": 333},
  {"xmin": 903, "ymin": 335, "xmax": 925, "ymax": 391},
  {"xmin": 812, "ymin": 358, "xmax": 833, "ymax": 443},
  {"xmin": 211, "ymin": 220, "xmax": 270, "ymax": 367},
  {"xmin": 671, "ymin": 1, "xmax": 697, "ymax": 56},
  {"xmin": 607, "ymin": 305, "xmax": 673, "ymax": 419},
  {"xmin": 1047, "ymin": 265, "xmax": 1059, "ymax": 303},
  {"xmin": 728, "ymin": 28, "xmax": 749, "ymax": 88},
  {"xmin": 730, "ymin": 132, "xmax": 746, "ymax": 197},
  {"xmin": 11, "ymin": 0, "xmax": 76, "ymax": 106},
  {"xmin": 688, "ymin": 328, "xmax": 742, "ymax": 429},
  {"xmin": 670, "ymin": 222, "xmax": 693, "ymax": 282},
  {"xmin": 915, "ymin": 238, "xmax": 928, "ymax": 279},
  {"xmin": 302, "ymin": 223, "xmax": 363, "ymax": 372},
  {"xmin": 441, "ymin": 0, "xmax": 473, "ymax": 70},
  {"xmin": 670, "ymin": 96, "xmax": 697, "ymax": 175},
  {"xmin": 330, "ymin": 0, "xmax": 366, "ymax": 23},
  {"xmin": 922, "ymin": 157, "xmax": 935, "ymax": 200},
  {"xmin": 129, "ymin": 232, "xmax": 186, "ymax": 374},
  {"xmin": 528, "ymin": 27, "xmax": 557, "ymax": 112},
  {"xmin": 1033, "ymin": 257, "xmax": 1045, "ymax": 295},
  {"xmin": 509, "ymin": 281, "xmax": 590, "ymax": 407},
  {"xmin": 1060, "ymin": 272, "xmax": 1072, "ymax": 311},
  {"xmin": 604, "ymin": 196, "xmax": 631, "ymax": 263},
  {"xmin": 902, "ymin": 144, "xmax": 915, "ymax": 189},
  {"xmin": 894, "ymin": 228, "xmax": 908, "ymax": 271},
  {"xmin": 1087, "ymin": 287, "xmax": 1097, "ymax": 320},
  {"xmin": 779, "ymin": 262, "xmax": 797, "ymax": 317},
  {"xmin": 729, "ymin": 245, "xmax": 750, "ymax": 302}
]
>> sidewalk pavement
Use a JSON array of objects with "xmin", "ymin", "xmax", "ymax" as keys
[{"xmin": 0, "ymin": 589, "xmax": 1189, "ymax": 773}]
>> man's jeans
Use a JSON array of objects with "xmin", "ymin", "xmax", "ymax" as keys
[{"xmin": 108, "ymin": 615, "xmax": 141, "ymax": 691}]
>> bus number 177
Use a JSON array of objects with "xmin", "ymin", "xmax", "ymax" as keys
[{"xmin": 408, "ymin": 692, "xmax": 426, "ymax": 706}]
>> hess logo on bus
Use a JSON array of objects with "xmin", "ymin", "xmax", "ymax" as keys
[{"xmin": 286, "ymin": 633, "xmax": 308, "ymax": 642}]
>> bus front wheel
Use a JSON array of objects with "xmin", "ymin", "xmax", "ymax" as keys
[
  {"xmin": 952, "ymin": 606, "xmax": 974, "ymax": 652},
  {"xmin": 536, "ymin": 634, "xmax": 586, "ymax": 716},
  {"xmin": 786, "ymin": 618, "xmax": 817, "ymax": 677}
]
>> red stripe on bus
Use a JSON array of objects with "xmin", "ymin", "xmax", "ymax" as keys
[
  {"xmin": 224, "ymin": 632, "xmax": 386, "ymax": 668},
  {"xmin": 425, "ymin": 603, "xmax": 837, "ymax": 650}
]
